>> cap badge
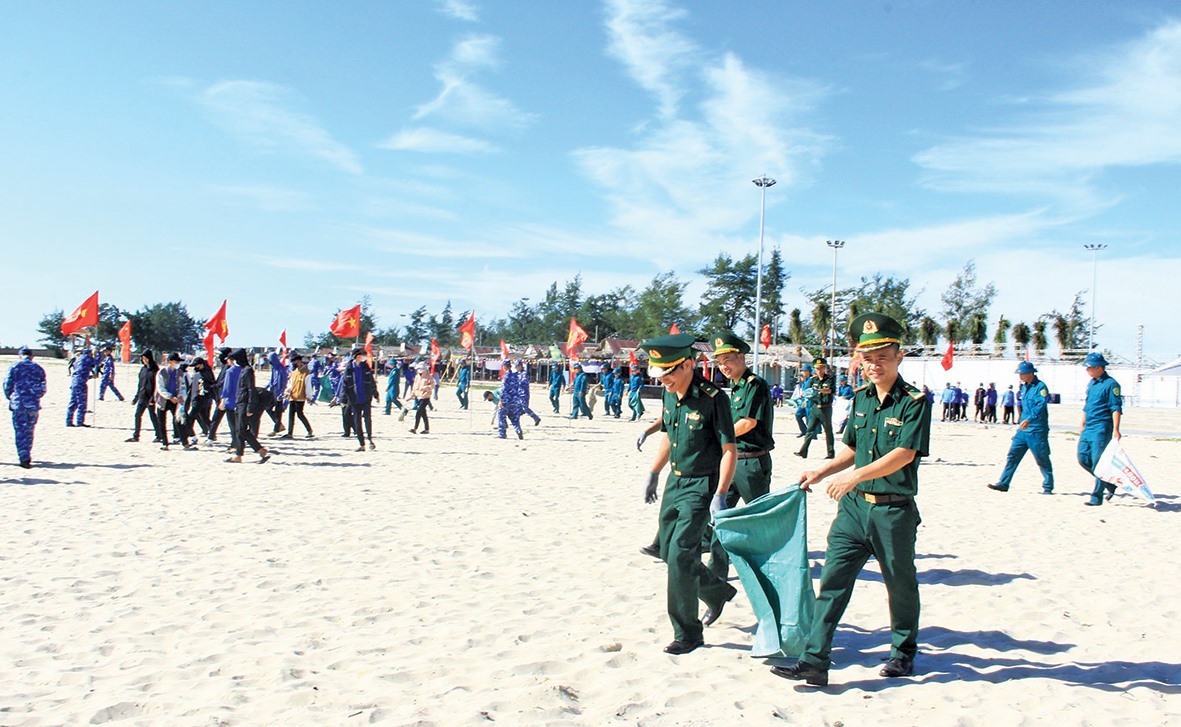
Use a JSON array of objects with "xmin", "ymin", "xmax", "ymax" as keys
[{"xmin": 863, "ymin": 320, "xmax": 879, "ymax": 334}]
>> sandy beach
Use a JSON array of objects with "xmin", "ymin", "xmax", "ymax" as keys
[{"xmin": 1, "ymin": 358, "xmax": 1179, "ymax": 726}]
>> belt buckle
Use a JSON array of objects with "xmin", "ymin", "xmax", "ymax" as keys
[{"xmin": 860, "ymin": 491, "xmax": 880, "ymax": 504}]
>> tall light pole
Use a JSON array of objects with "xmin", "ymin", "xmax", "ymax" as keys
[
  {"xmin": 826, "ymin": 240, "xmax": 846, "ymax": 359},
  {"xmin": 752, "ymin": 175, "xmax": 776, "ymax": 372},
  {"xmin": 1084, "ymin": 243, "xmax": 1107, "ymax": 352}
]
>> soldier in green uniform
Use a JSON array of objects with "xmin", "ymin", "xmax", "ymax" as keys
[
  {"xmin": 796, "ymin": 357, "xmax": 836, "ymax": 459},
  {"xmin": 772, "ymin": 313, "xmax": 932, "ymax": 687},
  {"xmin": 640, "ymin": 333, "xmax": 739, "ymax": 655},
  {"xmin": 704, "ymin": 331, "xmax": 775, "ymax": 593}
]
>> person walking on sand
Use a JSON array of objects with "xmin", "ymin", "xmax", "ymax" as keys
[
  {"xmin": 1078, "ymin": 352, "xmax": 1123, "ymax": 506},
  {"xmin": 455, "ymin": 358, "xmax": 471, "ymax": 410},
  {"xmin": 97, "ymin": 343, "xmax": 124, "ymax": 401},
  {"xmin": 568, "ymin": 362, "xmax": 592, "ymax": 419},
  {"xmin": 226, "ymin": 348, "xmax": 269, "ymax": 464},
  {"xmin": 639, "ymin": 332, "xmax": 737, "ymax": 656},
  {"xmin": 126, "ymin": 349, "xmax": 160, "ymax": 443},
  {"xmin": 154, "ymin": 352, "xmax": 183, "ymax": 449},
  {"xmin": 987, "ymin": 362, "xmax": 1053, "ymax": 495},
  {"xmin": 281, "ymin": 353, "xmax": 314, "ymax": 439},
  {"xmin": 627, "ymin": 365, "xmax": 645, "ymax": 421},
  {"xmin": 796, "ymin": 357, "xmax": 836, "ymax": 460},
  {"xmin": 548, "ymin": 364, "xmax": 565, "ymax": 414},
  {"xmin": 4, "ymin": 346, "xmax": 47, "ymax": 469},
  {"xmin": 772, "ymin": 313, "xmax": 931, "ymax": 687},
  {"xmin": 1001, "ymin": 385, "xmax": 1016, "ymax": 424},
  {"xmin": 66, "ymin": 345, "xmax": 98, "ymax": 427},
  {"xmin": 343, "ymin": 348, "xmax": 379, "ymax": 449},
  {"xmin": 513, "ymin": 360, "xmax": 541, "ymax": 425},
  {"xmin": 409, "ymin": 361, "xmax": 433, "ymax": 435}
]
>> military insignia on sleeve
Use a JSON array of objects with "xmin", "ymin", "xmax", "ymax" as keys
[
  {"xmin": 1113, "ymin": 387, "xmax": 1120, "ymax": 396},
  {"xmin": 886, "ymin": 417, "xmax": 904, "ymax": 427},
  {"xmin": 1040, "ymin": 389, "xmax": 1047, "ymax": 397},
  {"xmin": 863, "ymin": 319, "xmax": 879, "ymax": 334}
]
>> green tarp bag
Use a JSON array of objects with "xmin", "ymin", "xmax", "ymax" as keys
[{"xmin": 713, "ymin": 486, "xmax": 814, "ymax": 658}]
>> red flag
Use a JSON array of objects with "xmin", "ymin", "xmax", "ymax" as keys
[
  {"xmin": 364, "ymin": 331, "xmax": 375, "ymax": 365},
  {"xmin": 669, "ymin": 323, "xmax": 680, "ymax": 334},
  {"xmin": 204, "ymin": 300, "xmax": 229, "ymax": 343},
  {"xmin": 279, "ymin": 330, "xmax": 287, "ymax": 349},
  {"xmin": 940, "ymin": 342, "xmax": 954, "ymax": 371},
  {"xmin": 430, "ymin": 338, "xmax": 440, "ymax": 375},
  {"xmin": 458, "ymin": 311, "xmax": 476, "ymax": 350},
  {"xmin": 628, "ymin": 349, "xmax": 638, "ymax": 369},
  {"xmin": 700, "ymin": 352, "xmax": 710, "ymax": 382},
  {"xmin": 566, "ymin": 318, "xmax": 588, "ymax": 358},
  {"xmin": 1024, "ymin": 345, "xmax": 1031, "ymax": 362},
  {"xmin": 760, "ymin": 324, "xmax": 772, "ymax": 349},
  {"xmin": 330, "ymin": 304, "xmax": 362, "ymax": 338},
  {"xmin": 118, "ymin": 320, "xmax": 132, "ymax": 363},
  {"xmin": 203, "ymin": 329, "xmax": 216, "ymax": 365},
  {"xmin": 61, "ymin": 291, "xmax": 99, "ymax": 336},
  {"xmin": 500, "ymin": 340, "xmax": 510, "ymax": 359}
]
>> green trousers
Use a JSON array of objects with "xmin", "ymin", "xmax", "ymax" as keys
[
  {"xmin": 659, "ymin": 472, "xmax": 734, "ymax": 642},
  {"xmin": 799, "ymin": 405, "xmax": 834, "ymax": 457},
  {"xmin": 802, "ymin": 493, "xmax": 921, "ymax": 668},
  {"xmin": 707, "ymin": 453, "xmax": 772, "ymax": 578}
]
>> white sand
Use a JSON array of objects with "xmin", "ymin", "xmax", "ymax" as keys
[{"xmin": 1, "ymin": 358, "xmax": 1179, "ymax": 725}]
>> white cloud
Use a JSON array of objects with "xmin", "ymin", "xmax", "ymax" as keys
[
  {"xmin": 436, "ymin": 0, "xmax": 478, "ymax": 22},
  {"xmin": 413, "ymin": 70, "xmax": 535, "ymax": 130},
  {"xmin": 914, "ymin": 21, "xmax": 1181, "ymax": 211},
  {"xmin": 450, "ymin": 34, "xmax": 500, "ymax": 69},
  {"xmin": 198, "ymin": 80, "xmax": 362, "ymax": 174},
  {"xmin": 379, "ymin": 127, "xmax": 499, "ymax": 154},
  {"xmin": 603, "ymin": 0, "xmax": 697, "ymax": 120}
]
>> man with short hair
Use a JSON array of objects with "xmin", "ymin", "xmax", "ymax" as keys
[
  {"xmin": 97, "ymin": 344, "xmax": 124, "ymax": 401},
  {"xmin": 568, "ymin": 362, "xmax": 592, "ymax": 419},
  {"xmin": 640, "ymin": 333, "xmax": 737, "ymax": 656},
  {"xmin": 987, "ymin": 362, "xmax": 1053, "ymax": 495},
  {"xmin": 343, "ymin": 348, "xmax": 379, "ymax": 450},
  {"xmin": 797, "ymin": 357, "xmax": 836, "ymax": 460},
  {"xmin": 1001, "ymin": 385, "xmax": 1016, "ymax": 424},
  {"xmin": 4, "ymin": 346, "xmax": 47, "ymax": 468},
  {"xmin": 66, "ymin": 346, "xmax": 98, "ymax": 427},
  {"xmin": 1078, "ymin": 352, "xmax": 1122, "ymax": 506},
  {"xmin": 773, "ymin": 313, "xmax": 931, "ymax": 687},
  {"xmin": 155, "ymin": 353, "xmax": 184, "ymax": 449}
]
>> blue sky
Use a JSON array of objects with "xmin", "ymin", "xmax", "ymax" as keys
[{"xmin": 3, "ymin": 0, "xmax": 1179, "ymax": 363}]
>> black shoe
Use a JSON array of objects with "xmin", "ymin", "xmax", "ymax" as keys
[
  {"xmin": 356, "ymin": 446, "xmax": 365, "ymax": 451},
  {"xmin": 516, "ymin": 431, "xmax": 523, "ymax": 440},
  {"xmin": 879, "ymin": 657, "xmax": 914, "ymax": 678},
  {"xmin": 639, "ymin": 543, "xmax": 661, "ymax": 559},
  {"xmin": 663, "ymin": 638, "xmax": 704, "ymax": 655},
  {"xmin": 1042, "ymin": 488, "xmax": 1053, "ymax": 495},
  {"xmin": 794, "ymin": 451, "xmax": 806, "ymax": 458},
  {"xmin": 1104, "ymin": 489, "xmax": 1115, "ymax": 502},
  {"xmin": 369, "ymin": 442, "xmax": 376, "ymax": 450},
  {"xmin": 770, "ymin": 660, "xmax": 828, "ymax": 687},
  {"xmin": 824, "ymin": 454, "xmax": 835, "ymax": 459},
  {"xmin": 987, "ymin": 484, "xmax": 1009, "ymax": 492},
  {"xmin": 280, "ymin": 434, "xmax": 294, "ymax": 440},
  {"xmin": 125, "ymin": 436, "xmax": 139, "ymax": 443},
  {"xmin": 19, "ymin": 460, "xmax": 32, "ymax": 469},
  {"xmin": 703, "ymin": 583, "xmax": 738, "ymax": 627}
]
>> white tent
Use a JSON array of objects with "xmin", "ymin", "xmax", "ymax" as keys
[{"xmin": 1146, "ymin": 357, "xmax": 1181, "ymax": 377}]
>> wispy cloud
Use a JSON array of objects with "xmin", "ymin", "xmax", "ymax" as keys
[
  {"xmin": 211, "ymin": 185, "xmax": 311, "ymax": 212},
  {"xmin": 379, "ymin": 127, "xmax": 499, "ymax": 154},
  {"xmin": 603, "ymin": 0, "xmax": 696, "ymax": 120},
  {"xmin": 914, "ymin": 20, "xmax": 1181, "ymax": 212},
  {"xmin": 254, "ymin": 255, "xmax": 367, "ymax": 274},
  {"xmin": 916, "ymin": 59, "xmax": 968, "ymax": 92},
  {"xmin": 436, "ymin": 0, "xmax": 478, "ymax": 22},
  {"xmin": 198, "ymin": 80, "xmax": 362, "ymax": 174},
  {"xmin": 411, "ymin": 35, "xmax": 535, "ymax": 131},
  {"xmin": 577, "ymin": 1, "xmax": 831, "ymax": 260}
]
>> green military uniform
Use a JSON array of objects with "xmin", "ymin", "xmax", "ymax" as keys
[
  {"xmin": 706, "ymin": 332, "xmax": 775, "ymax": 579},
  {"xmin": 800, "ymin": 315, "xmax": 932, "ymax": 671},
  {"xmin": 643, "ymin": 333, "xmax": 738, "ymax": 646},
  {"xmin": 798, "ymin": 357, "xmax": 836, "ymax": 458}
]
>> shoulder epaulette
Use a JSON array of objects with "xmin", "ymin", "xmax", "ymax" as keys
[
  {"xmin": 903, "ymin": 382, "xmax": 925, "ymax": 400},
  {"xmin": 699, "ymin": 380, "xmax": 720, "ymax": 398}
]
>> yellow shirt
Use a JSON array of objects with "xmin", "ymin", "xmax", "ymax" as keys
[{"xmin": 288, "ymin": 368, "xmax": 309, "ymax": 401}]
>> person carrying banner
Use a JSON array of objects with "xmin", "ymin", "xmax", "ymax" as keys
[
  {"xmin": 1078, "ymin": 352, "xmax": 1122, "ymax": 506},
  {"xmin": 4, "ymin": 346, "xmax": 47, "ymax": 468},
  {"xmin": 772, "ymin": 313, "xmax": 931, "ymax": 687},
  {"xmin": 987, "ymin": 362, "xmax": 1053, "ymax": 494},
  {"xmin": 639, "ymin": 332, "xmax": 738, "ymax": 656}
]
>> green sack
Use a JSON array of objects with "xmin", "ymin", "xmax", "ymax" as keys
[{"xmin": 713, "ymin": 487, "xmax": 814, "ymax": 658}]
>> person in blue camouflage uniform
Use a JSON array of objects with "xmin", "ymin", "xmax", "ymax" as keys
[
  {"xmin": 455, "ymin": 358, "xmax": 471, "ymax": 410},
  {"xmin": 97, "ymin": 344, "xmax": 124, "ymax": 401},
  {"xmin": 513, "ymin": 360, "xmax": 541, "ymax": 425},
  {"xmin": 498, "ymin": 360, "xmax": 526, "ymax": 439},
  {"xmin": 568, "ymin": 362, "xmax": 592, "ymax": 419},
  {"xmin": 1078, "ymin": 352, "xmax": 1123, "ymax": 507},
  {"xmin": 627, "ymin": 365, "xmax": 645, "ymax": 421},
  {"xmin": 608, "ymin": 367, "xmax": 625, "ymax": 418},
  {"xmin": 548, "ymin": 365, "xmax": 565, "ymax": 414},
  {"xmin": 66, "ymin": 346, "xmax": 98, "ymax": 427},
  {"xmin": 4, "ymin": 346, "xmax": 47, "ymax": 468},
  {"xmin": 308, "ymin": 352, "xmax": 323, "ymax": 404}
]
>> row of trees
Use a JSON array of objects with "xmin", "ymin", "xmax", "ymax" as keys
[{"xmin": 37, "ymin": 255, "xmax": 1096, "ymax": 359}]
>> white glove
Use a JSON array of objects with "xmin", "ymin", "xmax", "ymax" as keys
[
  {"xmin": 710, "ymin": 494, "xmax": 728, "ymax": 516},
  {"xmin": 643, "ymin": 472, "xmax": 659, "ymax": 504}
]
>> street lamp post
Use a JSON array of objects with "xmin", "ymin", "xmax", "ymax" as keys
[
  {"xmin": 1083, "ymin": 244, "xmax": 1107, "ymax": 352},
  {"xmin": 752, "ymin": 175, "xmax": 776, "ymax": 372},
  {"xmin": 826, "ymin": 240, "xmax": 846, "ymax": 359}
]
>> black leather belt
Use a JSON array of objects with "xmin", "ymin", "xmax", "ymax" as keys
[
  {"xmin": 736, "ymin": 450, "xmax": 769, "ymax": 460},
  {"xmin": 855, "ymin": 490, "xmax": 912, "ymax": 505}
]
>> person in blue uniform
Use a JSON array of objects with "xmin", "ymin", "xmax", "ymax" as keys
[
  {"xmin": 97, "ymin": 344, "xmax": 124, "ymax": 401},
  {"xmin": 455, "ymin": 358, "xmax": 471, "ymax": 410},
  {"xmin": 569, "ymin": 363, "xmax": 592, "ymax": 419},
  {"xmin": 1078, "ymin": 352, "xmax": 1123, "ymax": 506},
  {"xmin": 265, "ymin": 351, "xmax": 288, "ymax": 435},
  {"xmin": 548, "ymin": 365, "xmax": 565, "ymax": 414},
  {"xmin": 988, "ymin": 362, "xmax": 1054, "ymax": 494},
  {"xmin": 609, "ymin": 367, "xmax": 626, "ymax": 418},
  {"xmin": 66, "ymin": 346, "xmax": 98, "ymax": 427},
  {"xmin": 513, "ymin": 360, "xmax": 542, "ymax": 425},
  {"xmin": 773, "ymin": 313, "xmax": 931, "ymax": 687},
  {"xmin": 307, "ymin": 352, "xmax": 323, "ymax": 404},
  {"xmin": 639, "ymin": 332, "xmax": 737, "ymax": 655},
  {"xmin": 4, "ymin": 346, "xmax": 47, "ymax": 468},
  {"xmin": 498, "ymin": 360, "xmax": 526, "ymax": 439},
  {"xmin": 627, "ymin": 365, "xmax": 645, "ymax": 421},
  {"xmin": 342, "ymin": 348, "xmax": 379, "ymax": 450}
]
